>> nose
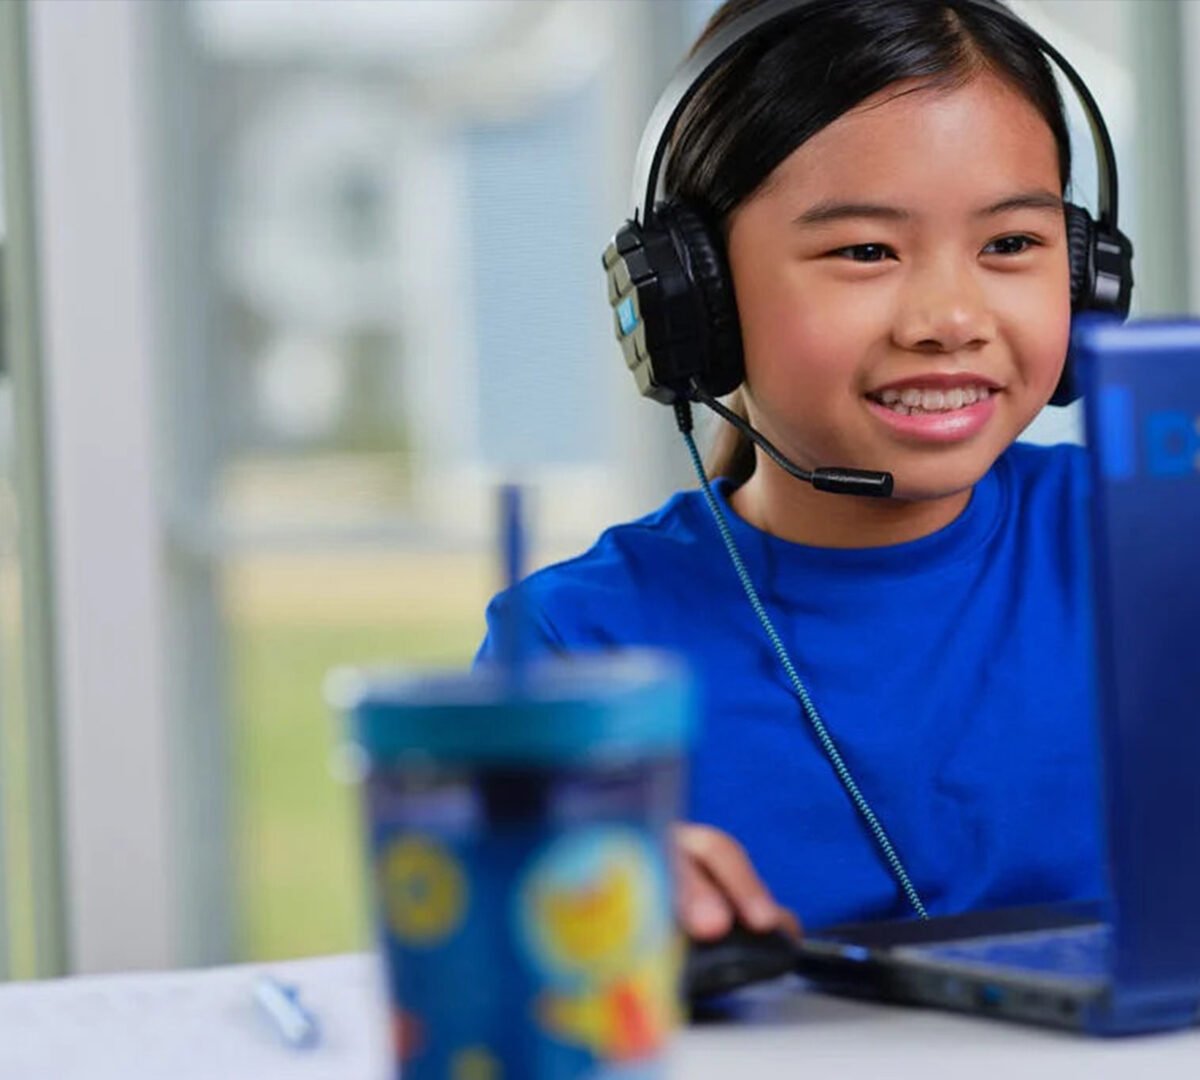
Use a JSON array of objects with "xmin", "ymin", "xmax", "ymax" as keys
[{"xmin": 892, "ymin": 258, "xmax": 996, "ymax": 354}]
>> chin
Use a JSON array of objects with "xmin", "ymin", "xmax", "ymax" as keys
[{"xmin": 885, "ymin": 453, "xmax": 998, "ymax": 503}]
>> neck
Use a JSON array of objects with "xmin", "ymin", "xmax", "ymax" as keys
[{"xmin": 728, "ymin": 453, "xmax": 972, "ymax": 548}]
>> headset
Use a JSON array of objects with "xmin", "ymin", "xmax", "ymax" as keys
[{"xmin": 602, "ymin": 0, "xmax": 1134, "ymax": 497}]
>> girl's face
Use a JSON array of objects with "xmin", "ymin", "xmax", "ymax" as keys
[{"xmin": 726, "ymin": 71, "xmax": 1071, "ymax": 504}]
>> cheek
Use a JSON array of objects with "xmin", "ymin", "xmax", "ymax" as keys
[
  {"xmin": 736, "ymin": 272, "xmax": 877, "ymax": 395},
  {"xmin": 1003, "ymin": 278, "xmax": 1072, "ymax": 390}
]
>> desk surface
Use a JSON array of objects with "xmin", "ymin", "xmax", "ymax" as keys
[{"xmin": 2, "ymin": 952, "xmax": 1199, "ymax": 1079}]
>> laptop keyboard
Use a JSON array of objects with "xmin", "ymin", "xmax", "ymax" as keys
[{"xmin": 905, "ymin": 924, "xmax": 1111, "ymax": 979}]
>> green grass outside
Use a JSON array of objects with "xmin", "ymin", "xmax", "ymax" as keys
[
  {"xmin": 3, "ymin": 543, "xmax": 502, "ymax": 971},
  {"xmin": 229, "ymin": 618, "xmax": 481, "ymax": 961}
]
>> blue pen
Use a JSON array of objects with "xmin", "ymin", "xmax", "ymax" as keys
[{"xmin": 253, "ymin": 974, "xmax": 321, "ymax": 1050}]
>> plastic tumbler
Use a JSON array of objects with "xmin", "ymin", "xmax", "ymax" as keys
[{"xmin": 336, "ymin": 650, "xmax": 694, "ymax": 1080}]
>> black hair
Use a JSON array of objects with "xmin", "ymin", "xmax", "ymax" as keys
[{"xmin": 666, "ymin": 0, "xmax": 1072, "ymax": 484}]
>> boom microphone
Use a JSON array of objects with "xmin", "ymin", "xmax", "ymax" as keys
[{"xmin": 684, "ymin": 383, "xmax": 894, "ymax": 498}]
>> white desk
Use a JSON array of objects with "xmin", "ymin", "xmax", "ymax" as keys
[{"xmin": 1, "ymin": 952, "xmax": 1198, "ymax": 1079}]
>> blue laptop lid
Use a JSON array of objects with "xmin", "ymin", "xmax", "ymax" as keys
[{"xmin": 1076, "ymin": 316, "xmax": 1200, "ymax": 1004}]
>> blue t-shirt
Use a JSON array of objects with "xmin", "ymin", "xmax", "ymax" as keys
[{"xmin": 477, "ymin": 443, "xmax": 1107, "ymax": 929}]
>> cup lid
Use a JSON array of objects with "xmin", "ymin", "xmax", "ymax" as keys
[{"xmin": 330, "ymin": 649, "xmax": 695, "ymax": 765}]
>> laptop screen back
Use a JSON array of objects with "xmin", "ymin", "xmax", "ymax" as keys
[{"xmin": 1078, "ymin": 317, "xmax": 1200, "ymax": 996}]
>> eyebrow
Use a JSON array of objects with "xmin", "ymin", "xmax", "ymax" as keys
[
  {"xmin": 793, "ymin": 201, "xmax": 909, "ymax": 227},
  {"xmin": 792, "ymin": 190, "xmax": 1064, "ymax": 228},
  {"xmin": 975, "ymin": 190, "xmax": 1064, "ymax": 216}
]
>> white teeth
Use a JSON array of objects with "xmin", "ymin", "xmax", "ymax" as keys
[{"xmin": 872, "ymin": 384, "xmax": 994, "ymax": 415}]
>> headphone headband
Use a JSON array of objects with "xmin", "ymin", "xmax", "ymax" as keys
[{"xmin": 632, "ymin": 0, "xmax": 1120, "ymax": 228}]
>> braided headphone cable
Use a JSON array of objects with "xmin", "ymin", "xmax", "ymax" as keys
[{"xmin": 674, "ymin": 398, "xmax": 929, "ymax": 920}]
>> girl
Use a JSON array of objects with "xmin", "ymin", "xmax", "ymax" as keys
[{"xmin": 478, "ymin": 0, "xmax": 1119, "ymax": 945}]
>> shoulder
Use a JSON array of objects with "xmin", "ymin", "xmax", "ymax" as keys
[
  {"xmin": 990, "ymin": 441, "xmax": 1091, "ymax": 585},
  {"xmin": 524, "ymin": 487, "xmax": 711, "ymax": 603},
  {"xmin": 998, "ymin": 440, "xmax": 1089, "ymax": 511},
  {"xmin": 484, "ymin": 485, "xmax": 716, "ymax": 650}
]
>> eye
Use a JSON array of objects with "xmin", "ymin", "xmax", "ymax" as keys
[
  {"xmin": 830, "ymin": 243, "xmax": 896, "ymax": 263},
  {"xmin": 982, "ymin": 234, "xmax": 1040, "ymax": 256}
]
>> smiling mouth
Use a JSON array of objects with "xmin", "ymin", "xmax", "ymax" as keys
[{"xmin": 865, "ymin": 385, "xmax": 995, "ymax": 416}]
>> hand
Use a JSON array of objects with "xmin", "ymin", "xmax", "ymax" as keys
[{"xmin": 673, "ymin": 823, "xmax": 802, "ymax": 942}]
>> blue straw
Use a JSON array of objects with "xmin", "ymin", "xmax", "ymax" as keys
[{"xmin": 498, "ymin": 484, "xmax": 529, "ymax": 686}]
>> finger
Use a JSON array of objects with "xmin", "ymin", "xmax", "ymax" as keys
[
  {"xmin": 777, "ymin": 907, "xmax": 804, "ymax": 941},
  {"xmin": 675, "ymin": 826, "xmax": 781, "ymax": 932},
  {"xmin": 675, "ymin": 851, "xmax": 735, "ymax": 941}
]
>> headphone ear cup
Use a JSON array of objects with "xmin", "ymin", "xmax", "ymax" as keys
[
  {"xmin": 1064, "ymin": 201, "xmax": 1093, "ymax": 312},
  {"xmin": 1051, "ymin": 202, "xmax": 1096, "ymax": 407},
  {"xmin": 656, "ymin": 202, "xmax": 745, "ymax": 398}
]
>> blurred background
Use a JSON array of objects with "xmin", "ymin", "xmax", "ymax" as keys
[{"xmin": 0, "ymin": 0, "xmax": 1195, "ymax": 979}]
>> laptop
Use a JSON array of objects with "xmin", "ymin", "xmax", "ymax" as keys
[{"xmin": 789, "ymin": 316, "xmax": 1200, "ymax": 1035}]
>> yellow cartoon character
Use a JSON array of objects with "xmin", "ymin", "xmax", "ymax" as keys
[
  {"xmin": 521, "ymin": 829, "xmax": 676, "ymax": 1062},
  {"xmin": 539, "ymin": 860, "xmax": 639, "ymax": 973}
]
